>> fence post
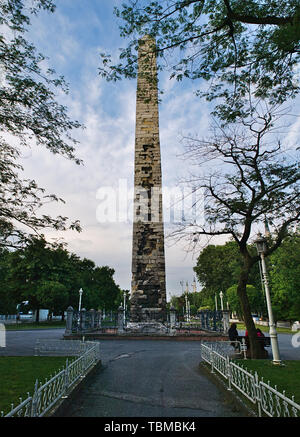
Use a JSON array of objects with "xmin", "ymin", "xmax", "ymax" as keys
[
  {"xmin": 96, "ymin": 310, "xmax": 102, "ymax": 330},
  {"xmin": 169, "ymin": 306, "xmax": 176, "ymax": 335},
  {"xmin": 31, "ymin": 379, "xmax": 39, "ymax": 417},
  {"xmin": 222, "ymin": 310, "xmax": 230, "ymax": 333},
  {"xmin": 213, "ymin": 311, "xmax": 217, "ymax": 331},
  {"xmin": 81, "ymin": 308, "xmax": 86, "ymax": 331},
  {"xmin": 65, "ymin": 306, "xmax": 74, "ymax": 335},
  {"xmin": 90, "ymin": 309, "xmax": 95, "ymax": 330},
  {"xmin": 226, "ymin": 356, "xmax": 232, "ymax": 391},
  {"xmin": 210, "ymin": 347, "xmax": 215, "ymax": 373},
  {"xmin": 241, "ymin": 338, "xmax": 247, "ymax": 359},
  {"xmin": 64, "ymin": 359, "xmax": 69, "ymax": 394},
  {"xmin": 255, "ymin": 371, "xmax": 262, "ymax": 417},
  {"xmin": 117, "ymin": 306, "xmax": 125, "ymax": 333}
]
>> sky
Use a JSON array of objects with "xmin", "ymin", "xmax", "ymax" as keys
[{"xmin": 18, "ymin": 0, "xmax": 300, "ymax": 300}]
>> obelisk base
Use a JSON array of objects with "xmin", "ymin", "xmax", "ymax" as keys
[
  {"xmin": 130, "ymin": 300, "xmax": 166, "ymax": 323},
  {"xmin": 125, "ymin": 321, "xmax": 168, "ymax": 334}
]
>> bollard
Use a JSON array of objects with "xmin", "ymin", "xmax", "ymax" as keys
[
  {"xmin": 96, "ymin": 310, "xmax": 102, "ymax": 330},
  {"xmin": 117, "ymin": 306, "xmax": 124, "ymax": 333},
  {"xmin": 81, "ymin": 308, "xmax": 86, "ymax": 331},
  {"xmin": 90, "ymin": 309, "xmax": 95, "ymax": 330},
  {"xmin": 222, "ymin": 310, "xmax": 230, "ymax": 333},
  {"xmin": 169, "ymin": 306, "xmax": 177, "ymax": 335},
  {"xmin": 65, "ymin": 306, "xmax": 74, "ymax": 335}
]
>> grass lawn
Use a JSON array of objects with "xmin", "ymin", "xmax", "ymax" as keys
[
  {"xmin": 4, "ymin": 321, "xmax": 65, "ymax": 330},
  {"xmin": 0, "ymin": 356, "xmax": 70, "ymax": 415},
  {"xmin": 234, "ymin": 359, "xmax": 300, "ymax": 405},
  {"xmin": 236, "ymin": 323, "xmax": 295, "ymax": 335}
]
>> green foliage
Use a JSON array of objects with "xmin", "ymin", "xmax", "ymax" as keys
[
  {"xmin": 100, "ymin": 0, "xmax": 300, "ymax": 121},
  {"xmin": 193, "ymin": 232, "xmax": 300, "ymax": 321},
  {"xmin": 270, "ymin": 233, "xmax": 300, "ymax": 321},
  {"xmin": 194, "ymin": 240, "xmax": 261, "ymax": 298},
  {"xmin": 170, "ymin": 291, "xmax": 210, "ymax": 314},
  {"xmin": 0, "ymin": 237, "xmax": 122, "ymax": 316},
  {"xmin": 226, "ymin": 284, "xmax": 265, "ymax": 318},
  {"xmin": 36, "ymin": 281, "xmax": 69, "ymax": 315},
  {"xmin": 0, "ymin": 0, "xmax": 82, "ymax": 248}
]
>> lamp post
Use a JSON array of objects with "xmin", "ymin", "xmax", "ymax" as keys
[
  {"xmin": 78, "ymin": 288, "xmax": 83, "ymax": 313},
  {"xmin": 123, "ymin": 291, "xmax": 127, "ymax": 324},
  {"xmin": 185, "ymin": 282, "xmax": 190, "ymax": 322},
  {"xmin": 219, "ymin": 291, "xmax": 224, "ymax": 311},
  {"xmin": 255, "ymin": 233, "xmax": 281, "ymax": 365}
]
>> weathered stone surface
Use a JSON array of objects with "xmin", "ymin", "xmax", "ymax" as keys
[
  {"xmin": 131, "ymin": 36, "xmax": 166, "ymax": 322},
  {"xmin": 125, "ymin": 322, "xmax": 168, "ymax": 334}
]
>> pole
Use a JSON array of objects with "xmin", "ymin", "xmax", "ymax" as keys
[
  {"xmin": 185, "ymin": 294, "xmax": 188, "ymax": 322},
  {"xmin": 260, "ymin": 253, "xmax": 281, "ymax": 364},
  {"xmin": 219, "ymin": 291, "xmax": 224, "ymax": 311},
  {"xmin": 123, "ymin": 292, "xmax": 126, "ymax": 324},
  {"xmin": 78, "ymin": 288, "xmax": 83, "ymax": 312}
]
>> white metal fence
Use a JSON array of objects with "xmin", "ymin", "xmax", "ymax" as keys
[
  {"xmin": 34, "ymin": 339, "xmax": 98, "ymax": 356},
  {"xmin": 201, "ymin": 342, "xmax": 300, "ymax": 417},
  {"xmin": 1, "ymin": 340, "xmax": 100, "ymax": 417}
]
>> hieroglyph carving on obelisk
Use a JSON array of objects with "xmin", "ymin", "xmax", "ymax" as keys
[{"xmin": 130, "ymin": 36, "xmax": 166, "ymax": 322}]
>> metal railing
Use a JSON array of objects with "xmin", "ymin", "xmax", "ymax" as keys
[
  {"xmin": 1, "ymin": 340, "xmax": 100, "ymax": 417},
  {"xmin": 201, "ymin": 342, "xmax": 300, "ymax": 417},
  {"xmin": 34, "ymin": 339, "xmax": 98, "ymax": 356}
]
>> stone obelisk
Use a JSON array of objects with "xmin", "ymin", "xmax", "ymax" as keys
[{"xmin": 130, "ymin": 36, "xmax": 166, "ymax": 323}]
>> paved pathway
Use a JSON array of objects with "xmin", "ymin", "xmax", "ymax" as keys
[{"xmin": 61, "ymin": 339, "xmax": 245, "ymax": 417}]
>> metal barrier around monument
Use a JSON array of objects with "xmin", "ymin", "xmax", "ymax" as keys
[
  {"xmin": 197, "ymin": 310, "xmax": 225, "ymax": 332},
  {"xmin": 65, "ymin": 306, "xmax": 230, "ymax": 335},
  {"xmin": 66, "ymin": 307, "xmax": 102, "ymax": 334}
]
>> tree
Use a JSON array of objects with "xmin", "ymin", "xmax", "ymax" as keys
[
  {"xmin": 0, "ymin": 0, "xmax": 82, "ymax": 248},
  {"xmin": 1, "ymin": 236, "xmax": 123, "ymax": 319},
  {"xmin": 226, "ymin": 284, "xmax": 264, "ymax": 319},
  {"xmin": 0, "ymin": 248, "xmax": 18, "ymax": 314},
  {"xmin": 5, "ymin": 237, "xmax": 63, "ymax": 321},
  {"xmin": 194, "ymin": 240, "xmax": 263, "ymax": 311},
  {"xmin": 194, "ymin": 240, "xmax": 261, "ymax": 294},
  {"xmin": 170, "ymin": 104, "xmax": 299, "ymax": 358},
  {"xmin": 269, "ymin": 232, "xmax": 300, "ymax": 322},
  {"xmin": 36, "ymin": 281, "xmax": 69, "ymax": 319},
  {"xmin": 100, "ymin": 1, "xmax": 300, "ymax": 121}
]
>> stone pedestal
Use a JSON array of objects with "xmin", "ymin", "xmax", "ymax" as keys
[{"xmin": 125, "ymin": 322, "xmax": 168, "ymax": 334}]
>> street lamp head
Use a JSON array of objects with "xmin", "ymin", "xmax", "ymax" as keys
[
  {"xmin": 255, "ymin": 232, "xmax": 267, "ymax": 255},
  {"xmin": 79, "ymin": 288, "xmax": 83, "ymax": 295}
]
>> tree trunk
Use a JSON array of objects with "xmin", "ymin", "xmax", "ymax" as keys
[
  {"xmin": 35, "ymin": 308, "xmax": 40, "ymax": 323},
  {"xmin": 237, "ymin": 257, "xmax": 265, "ymax": 359}
]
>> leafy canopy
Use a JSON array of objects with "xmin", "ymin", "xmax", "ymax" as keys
[
  {"xmin": 100, "ymin": 0, "xmax": 300, "ymax": 121},
  {"xmin": 0, "ymin": 1, "xmax": 83, "ymax": 248}
]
